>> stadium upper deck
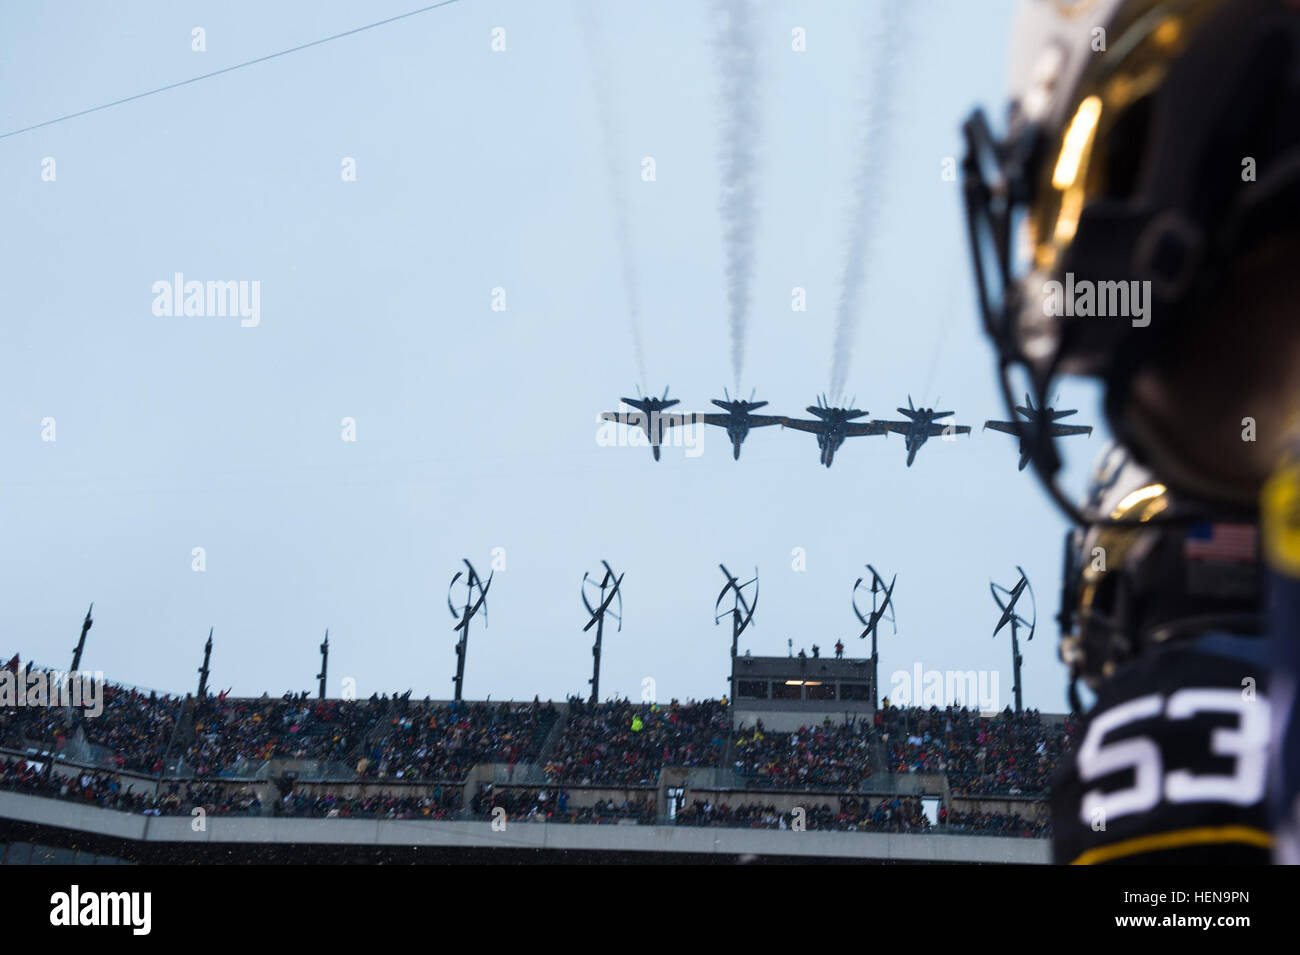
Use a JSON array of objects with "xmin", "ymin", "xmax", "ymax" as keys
[{"xmin": 0, "ymin": 657, "xmax": 1068, "ymax": 861}]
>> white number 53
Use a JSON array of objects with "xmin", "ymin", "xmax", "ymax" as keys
[{"xmin": 1078, "ymin": 689, "xmax": 1269, "ymax": 825}]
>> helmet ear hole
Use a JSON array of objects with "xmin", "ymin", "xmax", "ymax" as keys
[{"xmin": 1133, "ymin": 209, "xmax": 1206, "ymax": 300}]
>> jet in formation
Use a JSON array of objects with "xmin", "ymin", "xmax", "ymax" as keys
[
  {"xmin": 693, "ymin": 389, "xmax": 785, "ymax": 460},
  {"xmin": 781, "ymin": 395, "xmax": 885, "ymax": 468},
  {"xmin": 599, "ymin": 387, "xmax": 681, "ymax": 461},
  {"xmin": 873, "ymin": 396, "xmax": 972, "ymax": 467},
  {"xmin": 599, "ymin": 387, "xmax": 1064, "ymax": 470},
  {"xmin": 983, "ymin": 393, "xmax": 1094, "ymax": 470}
]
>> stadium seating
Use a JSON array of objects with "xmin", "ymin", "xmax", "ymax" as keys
[{"xmin": 0, "ymin": 658, "xmax": 1068, "ymax": 836}]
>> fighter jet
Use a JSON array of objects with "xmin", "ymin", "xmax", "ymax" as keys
[
  {"xmin": 872, "ymin": 396, "xmax": 972, "ymax": 467},
  {"xmin": 599, "ymin": 387, "xmax": 681, "ymax": 461},
  {"xmin": 781, "ymin": 395, "xmax": 886, "ymax": 468},
  {"xmin": 694, "ymin": 389, "xmax": 785, "ymax": 460},
  {"xmin": 984, "ymin": 393, "xmax": 1094, "ymax": 470}
]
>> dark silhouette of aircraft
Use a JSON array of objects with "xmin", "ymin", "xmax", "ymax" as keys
[
  {"xmin": 694, "ymin": 389, "xmax": 784, "ymax": 459},
  {"xmin": 873, "ymin": 396, "xmax": 971, "ymax": 467},
  {"xmin": 600, "ymin": 387, "xmax": 681, "ymax": 461},
  {"xmin": 984, "ymin": 393, "xmax": 1094, "ymax": 470},
  {"xmin": 781, "ymin": 395, "xmax": 885, "ymax": 468}
]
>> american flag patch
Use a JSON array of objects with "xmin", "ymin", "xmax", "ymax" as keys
[{"xmin": 1185, "ymin": 522, "xmax": 1257, "ymax": 562}]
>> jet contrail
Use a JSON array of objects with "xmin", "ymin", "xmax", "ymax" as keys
[
  {"xmin": 829, "ymin": 3, "xmax": 910, "ymax": 402},
  {"xmin": 712, "ymin": 0, "xmax": 763, "ymax": 389},
  {"xmin": 577, "ymin": 1, "xmax": 648, "ymax": 389}
]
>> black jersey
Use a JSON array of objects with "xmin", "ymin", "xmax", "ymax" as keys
[{"xmin": 1051, "ymin": 633, "xmax": 1272, "ymax": 865}]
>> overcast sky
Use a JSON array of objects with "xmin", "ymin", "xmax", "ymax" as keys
[{"xmin": 0, "ymin": 0, "xmax": 1106, "ymax": 712}]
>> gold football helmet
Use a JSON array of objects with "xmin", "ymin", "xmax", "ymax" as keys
[
  {"xmin": 1060, "ymin": 445, "xmax": 1263, "ymax": 704},
  {"xmin": 963, "ymin": 0, "xmax": 1300, "ymax": 519}
]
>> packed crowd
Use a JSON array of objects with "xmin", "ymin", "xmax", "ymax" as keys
[
  {"xmin": 0, "ymin": 660, "xmax": 180, "ymax": 774},
  {"xmin": 1, "ymin": 756, "xmax": 155, "ymax": 813},
  {"xmin": 281, "ymin": 787, "xmax": 460, "ymax": 820},
  {"xmin": 183, "ymin": 694, "xmax": 558, "ymax": 782},
  {"xmin": 544, "ymin": 698, "xmax": 728, "ymax": 786},
  {"xmin": 732, "ymin": 720, "xmax": 875, "ymax": 789},
  {"xmin": 92, "ymin": 685, "xmax": 181, "ymax": 773},
  {"xmin": 3, "ymin": 656, "xmax": 564, "ymax": 785},
  {"xmin": 2, "ymin": 661, "xmax": 1071, "ymax": 835},
  {"xmin": 942, "ymin": 807, "xmax": 1050, "ymax": 837},
  {"xmin": 472, "ymin": 784, "xmax": 656, "ymax": 825},
  {"xmin": 0, "ymin": 756, "xmax": 261, "ymax": 816},
  {"xmin": 879, "ymin": 706, "xmax": 1072, "ymax": 796},
  {"xmin": 674, "ymin": 794, "xmax": 931, "ymax": 833},
  {"xmin": 358, "ymin": 698, "xmax": 558, "ymax": 781},
  {"xmin": 185, "ymin": 693, "xmax": 392, "ymax": 776},
  {"xmin": 0, "ymin": 755, "xmax": 467, "ymax": 820}
]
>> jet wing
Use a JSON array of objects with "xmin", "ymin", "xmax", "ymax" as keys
[
  {"xmin": 696, "ymin": 413, "xmax": 783, "ymax": 429},
  {"xmin": 603, "ymin": 410, "xmax": 698, "ymax": 430},
  {"xmin": 1049, "ymin": 423, "xmax": 1094, "ymax": 437},
  {"xmin": 694, "ymin": 414, "xmax": 730, "ymax": 428},
  {"xmin": 983, "ymin": 420, "xmax": 1022, "ymax": 436},
  {"xmin": 874, "ymin": 420, "xmax": 911, "ymax": 436},
  {"xmin": 927, "ymin": 423, "xmax": 971, "ymax": 436},
  {"xmin": 780, "ymin": 417, "xmax": 825, "ymax": 434},
  {"xmin": 601, "ymin": 411, "xmax": 643, "ymax": 425},
  {"xmin": 657, "ymin": 413, "xmax": 698, "ymax": 430},
  {"xmin": 844, "ymin": 421, "xmax": 887, "ymax": 437}
]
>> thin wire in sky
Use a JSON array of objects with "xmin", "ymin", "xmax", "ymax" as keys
[{"xmin": 0, "ymin": 0, "xmax": 464, "ymax": 141}]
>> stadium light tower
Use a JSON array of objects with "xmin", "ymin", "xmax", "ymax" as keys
[
  {"xmin": 448, "ymin": 559, "xmax": 491, "ymax": 702},
  {"xmin": 582, "ymin": 561, "xmax": 623, "ymax": 704},
  {"xmin": 69, "ymin": 603, "xmax": 93, "ymax": 673}
]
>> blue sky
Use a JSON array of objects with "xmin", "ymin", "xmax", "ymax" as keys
[{"xmin": 0, "ymin": 0, "xmax": 1105, "ymax": 711}]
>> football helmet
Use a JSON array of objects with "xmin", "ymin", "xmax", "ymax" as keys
[
  {"xmin": 1059, "ymin": 444, "xmax": 1263, "ymax": 707},
  {"xmin": 962, "ymin": 0, "xmax": 1300, "ymax": 520}
]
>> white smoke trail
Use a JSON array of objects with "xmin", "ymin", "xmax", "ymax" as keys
[
  {"xmin": 712, "ymin": 0, "xmax": 763, "ymax": 389},
  {"xmin": 829, "ymin": 3, "xmax": 910, "ymax": 402},
  {"xmin": 577, "ymin": 1, "xmax": 648, "ymax": 389}
]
